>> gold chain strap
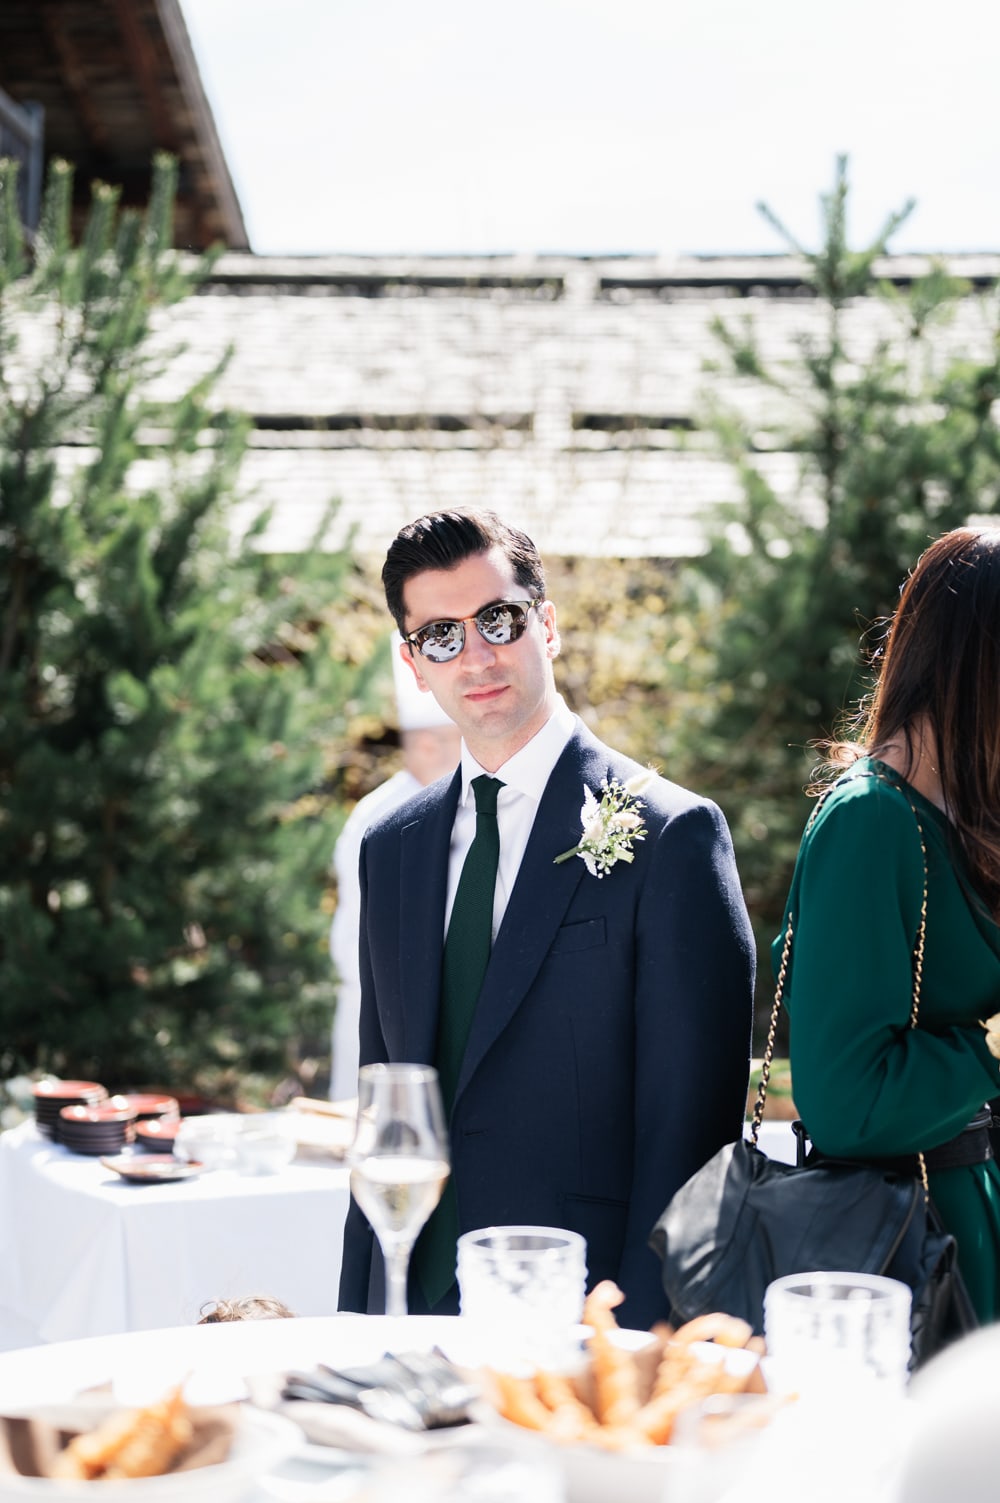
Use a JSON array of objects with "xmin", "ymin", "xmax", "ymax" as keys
[
  {"xmin": 751, "ymin": 913, "xmax": 793, "ymax": 1141},
  {"xmin": 909, "ymin": 807, "xmax": 930, "ymax": 1194},
  {"xmin": 751, "ymin": 770, "xmax": 930, "ymax": 1199}
]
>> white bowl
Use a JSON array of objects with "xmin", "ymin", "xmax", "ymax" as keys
[
  {"xmin": 478, "ymin": 1340, "xmax": 764, "ymax": 1503},
  {"xmin": 484, "ymin": 1415, "xmax": 680, "ymax": 1503},
  {"xmin": 234, "ymin": 1117, "xmax": 296, "ymax": 1175},
  {"xmin": 0, "ymin": 1407, "xmax": 301, "ymax": 1503}
]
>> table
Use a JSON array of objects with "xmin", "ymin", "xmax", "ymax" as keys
[
  {"xmin": 0, "ymin": 1116, "xmax": 799, "ymax": 1351},
  {"xmin": 0, "ymin": 1311, "xmax": 932, "ymax": 1503},
  {"xmin": 0, "ymin": 1316, "xmax": 513, "ymax": 1503},
  {"xmin": 0, "ymin": 1121, "xmax": 352, "ymax": 1348},
  {"xmin": 0, "ymin": 1313, "xmax": 456, "ymax": 1408}
]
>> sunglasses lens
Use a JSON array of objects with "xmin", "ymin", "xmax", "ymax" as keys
[
  {"xmin": 410, "ymin": 601, "xmax": 535, "ymax": 661},
  {"xmin": 416, "ymin": 620, "xmax": 465, "ymax": 662},
  {"xmin": 476, "ymin": 602, "xmax": 529, "ymax": 644}
]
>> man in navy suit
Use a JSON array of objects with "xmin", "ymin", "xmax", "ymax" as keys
[{"xmin": 338, "ymin": 509, "xmax": 755, "ymax": 1329}]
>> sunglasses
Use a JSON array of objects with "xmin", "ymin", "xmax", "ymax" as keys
[{"xmin": 404, "ymin": 599, "xmax": 543, "ymax": 663}]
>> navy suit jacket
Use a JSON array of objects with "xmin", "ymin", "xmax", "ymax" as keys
[{"xmin": 337, "ymin": 719, "xmax": 755, "ymax": 1329}]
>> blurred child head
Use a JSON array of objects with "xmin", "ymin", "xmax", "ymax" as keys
[{"xmin": 197, "ymin": 1294, "xmax": 295, "ymax": 1323}]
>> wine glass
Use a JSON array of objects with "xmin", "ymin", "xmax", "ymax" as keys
[{"xmin": 347, "ymin": 1063, "xmax": 450, "ymax": 1318}]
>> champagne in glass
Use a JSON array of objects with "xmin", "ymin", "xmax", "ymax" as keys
[{"xmin": 347, "ymin": 1063, "xmax": 450, "ymax": 1317}]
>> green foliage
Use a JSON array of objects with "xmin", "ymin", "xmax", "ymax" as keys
[
  {"xmin": 671, "ymin": 157, "xmax": 1000, "ymax": 1025},
  {"xmin": 0, "ymin": 156, "xmax": 357, "ymax": 1101}
]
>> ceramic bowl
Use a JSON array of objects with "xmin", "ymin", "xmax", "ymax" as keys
[{"xmin": 0, "ymin": 1407, "xmax": 300, "ymax": 1503}]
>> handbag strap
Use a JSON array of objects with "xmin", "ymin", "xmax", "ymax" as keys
[{"xmin": 751, "ymin": 768, "xmax": 929, "ymax": 1188}]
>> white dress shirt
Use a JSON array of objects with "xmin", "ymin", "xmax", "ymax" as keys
[{"xmin": 445, "ymin": 696, "xmax": 577, "ymax": 940}]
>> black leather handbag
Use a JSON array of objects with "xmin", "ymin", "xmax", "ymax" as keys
[
  {"xmin": 650, "ymin": 773, "xmax": 980, "ymax": 1369},
  {"xmin": 649, "ymin": 1130, "xmax": 976, "ymax": 1368}
]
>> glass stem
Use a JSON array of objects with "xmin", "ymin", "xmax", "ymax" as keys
[{"xmin": 384, "ymin": 1243, "xmax": 411, "ymax": 1318}]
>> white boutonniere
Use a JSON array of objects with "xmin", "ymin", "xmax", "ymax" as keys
[{"xmin": 554, "ymin": 771, "xmax": 653, "ymax": 878}]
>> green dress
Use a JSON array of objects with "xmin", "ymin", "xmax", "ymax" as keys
[{"xmin": 773, "ymin": 756, "xmax": 1000, "ymax": 1322}]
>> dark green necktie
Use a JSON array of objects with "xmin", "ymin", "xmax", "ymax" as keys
[{"xmin": 415, "ymin": 774, "xmax": 503, "ymax": 1307}]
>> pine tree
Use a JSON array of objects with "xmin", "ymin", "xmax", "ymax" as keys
[
  {"xmin": 670, "ymin": 157, "xmax": 1000, "ymax": 999},
  {"xmin": 0, "ymin": 155, "xmax": 353, "ymax": 1098}
]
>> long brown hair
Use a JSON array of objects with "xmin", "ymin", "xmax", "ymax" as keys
[{"xmin": 826, "ymin": 527, "xmax": 1000, "ymax": 918}]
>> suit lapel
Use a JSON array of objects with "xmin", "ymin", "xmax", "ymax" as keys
[
  {"xmin": 396, "ymin": 771, "xmax": 460, "ymax": 1064},
  {"xmin": 454, "ymin": 726, "xmax": 609, "ymax": 1101}
]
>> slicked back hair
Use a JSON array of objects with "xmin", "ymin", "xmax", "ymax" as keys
[{"xmin": 382, "ymin": 509, "xmax": 546, "ymax": 634}]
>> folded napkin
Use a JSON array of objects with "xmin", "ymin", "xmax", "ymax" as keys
[
  {"xmin": 287, "ymin": 1098, "xmax": 357, "ymax": 1159},
  {"xmin": 290, "ymin": 1096, "xmax": 358, "ymax": 1120},
  {"xmin": 246, "ymin": 1350, "xmax": 479, "ymax": 1456},
  {"xmin": 246, "ymin": 1375, "xmax": 425, "ymax": 1456}
]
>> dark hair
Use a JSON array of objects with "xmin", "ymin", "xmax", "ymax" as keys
[
  {"xmin": 825, "ymin": 526, "xmax": 1000, "ymax": 916},
  {"xmin": 197, "ymin": 1294, "xmax": 295, "ymax": 1323},
  {"xmin": 382, "ymin": 509, "xmax": 546, "ymax": 633}
]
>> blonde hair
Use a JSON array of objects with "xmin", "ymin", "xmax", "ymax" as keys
[{"xmin": 197, "ymin": 1294, "xmax": 295, "ymax": 1323}]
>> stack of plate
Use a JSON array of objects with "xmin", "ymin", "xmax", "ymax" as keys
[
  {"xmin": 111, "ymin": 1092, "xmax": 180, "ymax": 1124},
  {"xmin": 134, "ymin": 1115, "xmax": 182, "ymax": 1151},
  {"xmin": 32, "ymin": 1080, "xmax": 107, "ymax": 1138},
  {"xmin": 57, "ymin": 1102, "xmax": 137, "ymax": 1155}
]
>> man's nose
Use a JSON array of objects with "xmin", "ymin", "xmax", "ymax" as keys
[{"xmin": 461, "ymin": 621, "xmax": 498, "ymax": 668}]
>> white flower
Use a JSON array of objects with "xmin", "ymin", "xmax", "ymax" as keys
[
  {"xmin": 554, "ymin": 774, "xmax": 650, "ymax": 879},
  {"xmin": 610, "ymin": 810, "xmax": 642, "ymax": 831}
]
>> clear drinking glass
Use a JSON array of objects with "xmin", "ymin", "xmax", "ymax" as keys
[
  {"xmin": 346, "ymin": 1063, "xmax": 450, "ymax": 1318},
  {"xmin": 456, "ymin": 1225, "xmax": 587, "ymax": 1371},
  {"xmin": 764, "ymin": 1270, "xmax": 913, "ymax": 1398}
]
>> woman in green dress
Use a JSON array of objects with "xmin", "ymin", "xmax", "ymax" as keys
[{"xmin": 778, "ymin": 527, "xmax": 1000, "ymax": 1322}]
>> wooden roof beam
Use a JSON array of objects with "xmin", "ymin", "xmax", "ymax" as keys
[
  {"xmin": 156, "ymin": 0, "xmax": 249, "ymax": 250},
  {"xmin": 111, "ymin": 0, "xmax": 178, "ymax": 150},
  {"xmin": 39, "ymin": 0, "xmax": 111, "ymax": 155}
]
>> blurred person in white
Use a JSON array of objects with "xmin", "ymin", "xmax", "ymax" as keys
[{"xmin": 329, "ymin": 637, "xmax": 460, "ymax": 1102}]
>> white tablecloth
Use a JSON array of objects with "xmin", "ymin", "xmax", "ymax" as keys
[
  {"xmin": 0, "ymin": 1121, "xmax": 352, "ymax": 1348},
  {"xmin": 0, "ymin": 1310, "xmax": 933, "ymax": 1503},
  {"xmin": 0, "ymin": 1316, "xmax": 474, "ymax": 1502},
  {"xmin": 0, "ymin": 1313, "xmax": 456, "ymax": 1407}
]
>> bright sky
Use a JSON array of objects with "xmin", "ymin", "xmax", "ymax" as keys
[{"xmin": 178, "ymin": 0, "xmax": 1000, "ymax": 258}]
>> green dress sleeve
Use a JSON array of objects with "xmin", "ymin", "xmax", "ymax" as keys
[{"xmin": 778, "ymin": 774, "xmax": 999, "ymax": 1159}]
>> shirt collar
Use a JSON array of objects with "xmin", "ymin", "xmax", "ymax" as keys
[{"xmin": 459, "ymin": 696, "xmax": 576, "ymax": 806}]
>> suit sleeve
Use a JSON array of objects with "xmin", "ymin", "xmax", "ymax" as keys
[
  {"xmin": 336, "ymin": 827, "xmax": 389, "ymax": 1312},
  {"xmin": 616, "ymin": 799, "xmax": 755, "ymax": 1328}
]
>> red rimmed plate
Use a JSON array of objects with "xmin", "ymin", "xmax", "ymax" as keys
[
  {"xmin": 33, "ymin": 1080, "xmax": 109, "ymax": 1136},
  {"xmin": 33, "ymin": 1079, "xmax": 107, "ymax": 1100},
  {"xmin": 100, "ymin": 1154, "xmax": 203, "ymax": 1183},
  {"xmin": 134, "ymin": 1116, "xmax": 182, "ymax": 1147},
  {"xmin": 109, "ymin": 1093, "xmax": 180, "ymax": 1121},
  {"xmin": 59, "ymin": 1103, "xmax": 136, "ymax": 1125}
]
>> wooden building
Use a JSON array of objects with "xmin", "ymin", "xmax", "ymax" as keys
[
  {"xmin": 146, "ymin": 249, "xmax": 1000, "ymax": 559},
  {"xmin": 0, "ymin": 0, "xmax": 246, "ymax": 250},
  {"xmin": 2, "ymin": 7, "xmax": 997, "ymax": 557}
]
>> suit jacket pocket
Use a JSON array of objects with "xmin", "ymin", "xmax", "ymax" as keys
[
  {"xmin": 563, "ymin": 1191, "xmax": 627, "ymax": 1282},
  {"xmin": 549, "ymin": 917, "xmax": 607, "ymax": 955}
]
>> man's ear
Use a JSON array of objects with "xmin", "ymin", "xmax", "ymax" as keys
[
  {"xmin": 398, "ymin": 638, "xmax": 433, "ymax": 693},
  {"xmin": 541, "ymin": 601, "xmax": 561, "ymax": 660}
]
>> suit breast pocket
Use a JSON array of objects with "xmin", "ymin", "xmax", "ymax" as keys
[{"xmin": 549, "ymin": 917, "xmax": 607, "ymax": 955}]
